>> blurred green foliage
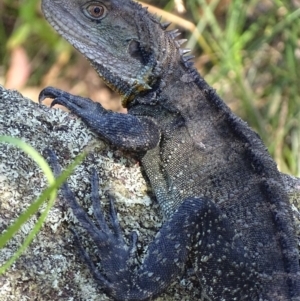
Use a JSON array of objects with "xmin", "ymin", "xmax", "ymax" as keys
[
  {"xmin": 0, "ymin": 0, "xmax": 71, "ymax": 84},
  {"xmin": 183, "ymin": 0, "xmax": 300, "ymax": 175},
  {"xmin": 0, "ymin": 0, "xmax": 300, "ymax": 175}
]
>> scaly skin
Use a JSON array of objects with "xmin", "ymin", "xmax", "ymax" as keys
[{"xmin": 40, "ymin": 0, "xmax": 300, "ymax": 300}]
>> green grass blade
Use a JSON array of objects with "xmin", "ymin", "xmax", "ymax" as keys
[{"xmin": 0, "ymin": 136, "xmax": 87, "ymax": 274}]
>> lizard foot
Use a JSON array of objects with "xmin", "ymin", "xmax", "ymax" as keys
[
  {"xmin": 45, "ymin": 149, "xmax": 139, "ymax": 297},
  {"xmin": 39, "ymin": 86, "xmax": 104, "ymax": 116}
]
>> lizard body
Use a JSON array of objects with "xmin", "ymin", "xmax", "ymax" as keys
[{"xmin": 39, "ymin": 0, "xmax": 300, "ymax": 300}]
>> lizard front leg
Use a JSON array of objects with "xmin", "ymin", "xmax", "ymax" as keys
[{"xmin": 39, "ymin": 87, "xmax": 160, "ymax": 152}]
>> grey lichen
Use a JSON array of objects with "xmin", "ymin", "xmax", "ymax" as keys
[{"xmin": 0, "ymin": 85, "xmax": 300, "ymax": 300}]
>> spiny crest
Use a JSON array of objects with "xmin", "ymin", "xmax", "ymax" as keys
[
  {"xmin": 165, "ymin": 28, "xmax": 195, "ymax": 68},
  {"xmin": 161, "ymin": 22, "xmax": 172, "ymax": 30},
  {"xmin": 134, "ymin": 1, "xmax": 195, "ymax": 69},
  {"xmin": 154, "ymin": 15, "xmax": 195, "ymax": 68}
]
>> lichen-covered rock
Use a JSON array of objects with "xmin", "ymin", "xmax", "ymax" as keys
[
  {"xmin": 0, "ymin": 86, "xmax": 162, "ymax": 301},
  {"xmin": 1, "ymin": 86, "xmax": 300, "ymax": 300}
]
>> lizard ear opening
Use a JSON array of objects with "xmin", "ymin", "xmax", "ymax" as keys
[{"xmin": 128, "ymin": 40, "xmax": 145, "ymax": 64}]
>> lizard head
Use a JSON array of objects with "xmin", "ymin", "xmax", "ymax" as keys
[{"xmin": 41, "ymin": 0, "xmax": 175, "ymax": 107}]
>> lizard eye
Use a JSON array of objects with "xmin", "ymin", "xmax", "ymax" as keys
[{"xmin": 86, "ymin": 4, "xmax": 107, "ymax": 19}]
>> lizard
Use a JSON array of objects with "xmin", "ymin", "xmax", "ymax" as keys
[{"xmin": 39, "ymin": 0, "xmax": 300, "ymax": 300}]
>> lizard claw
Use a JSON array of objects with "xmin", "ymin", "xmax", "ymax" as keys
[
  {"xmin": 39, "ymin": 86, "xmax": 65, "ymax": 104},
  {"xmin": 39, "ymin": 86, "xmax": 77, "ymax": 109},
  {"xmin": 39, "ymin": 86, "xmax": 104, "ymax": 115}
]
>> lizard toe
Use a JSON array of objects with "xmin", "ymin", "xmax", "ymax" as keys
[{"xmin": 39, "ymin": 86, "xmax": 66, "ymax": 103}]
